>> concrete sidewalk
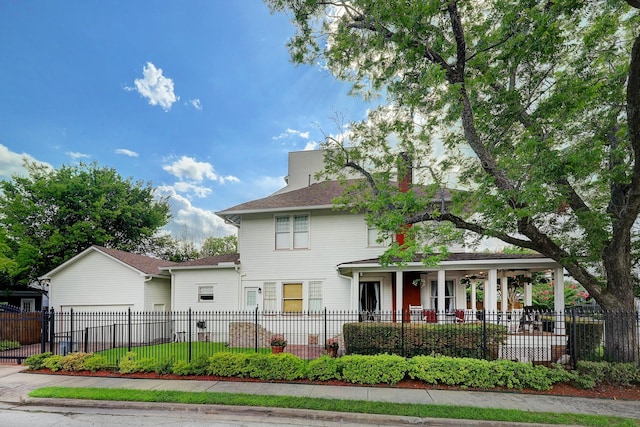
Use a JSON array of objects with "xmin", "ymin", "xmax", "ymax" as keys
[{"xmin": 1, "ymin": 364, "xmax": 640, "ymax": 425}]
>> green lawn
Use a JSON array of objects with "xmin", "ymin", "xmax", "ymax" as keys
[
  {"xmin": 28, "ymin": 387, "xmax": 639, "ymax": 427},
  {"xmin": 97, "ymin": 342, "xmax": 270, "ymax": 364}
]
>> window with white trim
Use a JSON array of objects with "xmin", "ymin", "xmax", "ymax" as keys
[
  {"xmin": 308, "ymin": 281, "xmax": 323, "ymax": 312},
  {"xmin": 275, "ymin": 214, "xmax": 309, "ymax": 249},
  {"xmin": 263, "ymin": 282, "xmax": 277, "ymax": 311},
  {"xmin": 283, "ymin": 282, "xmax": 303, "ymax": 313},
  {"xmin": 198, "ymin": 285, "xmax": 214, "ymax": 302}
]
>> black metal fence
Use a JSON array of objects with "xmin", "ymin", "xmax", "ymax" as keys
[{"xmin": 0, "ymin": 307, "xmax": 636, "ymax": 368}]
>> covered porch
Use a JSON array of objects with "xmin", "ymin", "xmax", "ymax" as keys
[{"xmin": 337, "ymin": 253, "xmax": 568, "ymax": 363}]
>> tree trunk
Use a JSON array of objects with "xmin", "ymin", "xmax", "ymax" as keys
[{"xmin": 603, "ymin": 311, "xmax": 638, "ymax": 363}]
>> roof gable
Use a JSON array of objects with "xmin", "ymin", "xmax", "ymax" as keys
[{"xmin": 43, "ymin": 245, "xmax": 177, "ymax": 278}]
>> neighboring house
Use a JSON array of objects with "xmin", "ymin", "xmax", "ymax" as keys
[
  {"xmin": 0, "ymin": 286, "xmax": 43, "ymax": 312},
  {"xmin": 45, "ymin": 246, "xmax": 176, "ymax": 312}
]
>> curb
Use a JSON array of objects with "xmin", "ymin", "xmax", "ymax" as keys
[{"xmin": 20, "ymin": 397, "xmax": 575, "ymax": 427}]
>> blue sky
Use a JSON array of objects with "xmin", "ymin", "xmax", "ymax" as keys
[{"xmin": 0, "ymin": 1, "xmax": 372, "ymax": 243}]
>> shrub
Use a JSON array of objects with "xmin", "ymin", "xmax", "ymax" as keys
[
  {"xmin": 343, "ymin": 322, "xmax": 507, "ymax": 359},
  {"xmin": 208, "ymin": 352, "xmax": 250, "ymax": 377},
  {"xmin": 118, "ymin": 352, "xmax": 139, "ymax": 374},
  {"xmin": 0, "ymin": 340, "xmax": 20, "ymax": 351},
  {"xmin": 172, "ymin": 360, "xmax": 192, "ymax": 376},
  {"xmin": 187, "ymin": 354, "xmax": 211, "ymax": 376},
  {"xmin": 82, "ymin": 354, "xmax": 111, "ymax": 372},
  {"xmin": 574, "ymin": 361, "xmax": 640, "ymax": 388},
  {"xmin": 24, "ymin": 352, "xmax": 53, "ymax": 370},
  {"xmin": 408, "ymin": 355, "xmax": 572, "ymax": 391},
  {"xmin": 154, "ymin": 356, "xmax": 175, "ymax": 375},
  {"xmin": 42, "ymin": 354, "xmax": 65, "ymax": 372},
  {"xmin": 60, "ymin": 352, "xmax": 93, "ymax": 371},
  {"xmin": 243, "ymin": 353, "xmax": 306, "ymax": 381},
  {"xmin": 307, "ymin": 355, "xmax": 341, "ymax": 381},
  {"xmin": 339, "ymin": 354, "xmax": 408, "ymax": 385}
]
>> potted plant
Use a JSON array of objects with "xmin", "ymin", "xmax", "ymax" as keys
[
  {"xmin": 325, "ymin": 338, "xmax": 339, "ymax": 357},
  {"xmin": 270, "ymin": 335, "xmax": 287, "ymax": 354}
]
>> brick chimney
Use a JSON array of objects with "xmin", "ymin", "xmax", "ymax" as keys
[{"xmin": 396, "ymin": 152, "xmax": 412, "ymax": 246}]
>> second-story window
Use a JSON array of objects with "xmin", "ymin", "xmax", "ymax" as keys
[{"xmin": 275, "ymin": 214, "xmax": 309, "ymax": 249}]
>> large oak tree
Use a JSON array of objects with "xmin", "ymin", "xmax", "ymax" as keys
[
  {"xmin": 267, "ymin": 0, "xmax": 640, "ymax": 360},
  {"xmin": 0, "ymin": 161, "xmax": 172, "ymax": 291}
]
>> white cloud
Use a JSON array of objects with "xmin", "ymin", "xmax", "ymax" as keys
[
  {"xmin": 0, "ymin": 144, "xmax": 52, "ymax": 180},
  {"xmin": 155, "ymin": 185, "xmax": 236, "ymax": 244},
  {"xmin": 303, "ymin": 141, "xmax": 319, "ymax": 151},
  {"xmin": 66, "ymin": 151, "xmax": 90, "ymax": 160},
  {"xmin": 188, "ymin": 99, "xmax": 203, "ymax": 110},
  {"xmin": 272, "ymin": 128, "xmax": 310, "ymax": 140},
  {"xmin": 115, "ymin": 148, "xmax": 139, "ymax": 157},
  {"xmin": 172, "ymin": 181, "xmax": 212, "ymax": 198},
  {"xmin": 163, "ymin": 155, "xmax": 238, "ymax": 184},
  {"xmin": 131, "ymin": 62, "xmax": 179, "ymax": 111}
]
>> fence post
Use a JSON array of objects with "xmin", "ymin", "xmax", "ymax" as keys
[
  {"xmin": 482, "ymin": 309, "xmax": 487, "ymax": 360},
  {"xmin": 254, "ymin": 306, "xmax": 258, "ymax": 353},
  {"xmin": 84, "ymin": 327, "xmax": 89, "ymax": 353},
  {"xmin": 323, "ymin": 307, "xmax": 327, "ymax": 353},
  {"xmin": 127, "ymin": 308, "xmax": 132, "ymax": 352},
  {"xmin": 69, "ymin": 308, "xmax": 74, "ymax": 355},
  {"xmin": 401, "ymin": 308, "xmax": 405, "ymax": 357},
  {"xmin": 570, "ymin": 307, "xmax": 577, "ymax": 369},
  {"xmin": 49, "ymin": 309, "xmax": 55, "ymax": 353},
  {"xmin": 40, "ymin": 308, "xmax": 47, "ymax": 354},
  {"xmin": 188, "ymin": 308, "xmax": 192, "ymax": 362}
]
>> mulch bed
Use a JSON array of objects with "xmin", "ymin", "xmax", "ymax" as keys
[{"xmin": 27, "ymin": 369, "xmax": 640, "ymax": 401}]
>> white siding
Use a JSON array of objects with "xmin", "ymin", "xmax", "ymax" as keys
[
  {"xmin": 237, "ymin": 210, "xmax": 387, "ymax": 311},
  {"xmin": 49, "ymin": 250, "xmax": 148, "ymax": 312},
  {"xmin": 144, "ymin": 277, "xmax": 171, "ymax": 311},
  {"xmin": 172, "ymin": 268, "xmax": 239, "ymax": 311}
]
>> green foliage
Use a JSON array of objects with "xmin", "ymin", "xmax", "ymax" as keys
[
  {"xmin": 343, "ymin": 322, "xmax": 507, "ymax": 359},
  {"xmin": 59, "ymin": 352, "xmax": 94, "ymax": 371},
  {"xmin": 172, "ymin": 354, "xmax": 211, "ymax": 376},
  {"xmin": 574, "ymin": 361, "xmax": 640, "ymax": 389},
  {"xmin": 201, "ymin": 235, "xmax": 237, "ymax": 257},
  {"xmin": 207, "ymin": 352, "xmax": 250, "ymax": 377},
  {"xmin": 307, "ymin": 355, "xmax": 341, "ymax": 381},
  {"xmin": 24, "ymin": 352, "xmax": 53, "ymax": 370},
  {"xmin": 532, "ymin": 280, "xmax": 590, "ymax": 311},
  {"xmin": 264, "ymin": 0, "xmax": 640, "ymax": 324},
  {"xmin": 407, "ymin": 356, "xmax": 573, "ymax": 391},
  {"xmin": 82, "ymin": 354, "xmax": 112, "ymax": 372},
  {"xmin": 0, "ymin": 161, "xmax": 172, "ymax": 285},
  {"xmin": 0, "ymin": 340, "xmax": 20, "ymax": 351},
  {"xmin": 339, "ymin": 354, "xmax": 408, "ymax": 385},
  {"xmin": 118, "ymin": 352, "xmax": 139, "ymax": 374},
  {"xmin": 243, "ymin": 353, "xmax": 307, "ymax": 381},
  {"xmin": 42, "ymin": 354, "xmax": 65, "ymax": 372}
]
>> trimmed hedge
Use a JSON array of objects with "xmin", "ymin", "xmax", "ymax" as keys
[
  {"xmin": 343, "ymin": 322, "xmax": 508, "ymax": 359},
  {"xmin": 25, "ymin": 351, "xmax": 611, "ymax": 391}
]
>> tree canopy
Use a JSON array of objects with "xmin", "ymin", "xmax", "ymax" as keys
[
  {"xmin": 0, "ymin": 161, "xmax": 172, "ymax": 287},
  {"xmin": 266, "ymin": 1, "xmax": 640, "ymax": 315}
]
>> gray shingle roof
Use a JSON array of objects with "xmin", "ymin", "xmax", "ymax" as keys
[{"xmin": 172, "ymin": 253, "xmax": 240, "ymax": 267}]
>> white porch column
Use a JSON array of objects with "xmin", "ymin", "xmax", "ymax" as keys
[
  {"xmin": 524, "ymin": 278, "xmax": 533, "ymax": 306},
  {"xmin": 471, "ymin": 282, "xmax": 477, "ymax": 312},
  {"xmin": 395, "ymin": 270, "xmax": 403, "ymax": 323},
  {"xmin": 437, "ymin": 270, "xmax": 446, "ymax": 316},
  {"xmin": 486, "ymin": 269, "xmax": 498, "ymax": 314},
  {"xmin": 351, "ymin": 271, "xmax": 359, "ymax": 311},
  {"xmin": 554, "ymin": 267, "xmax": 566, "ymax": 335},
  {"xmin": 500, "ymin": 276, "xmax": 509, "ymax": 316}
]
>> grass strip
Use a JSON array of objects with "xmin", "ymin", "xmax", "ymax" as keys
[{"xmin": 28, "ymin": 387, "xmax": 639, "ymax": 427}]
